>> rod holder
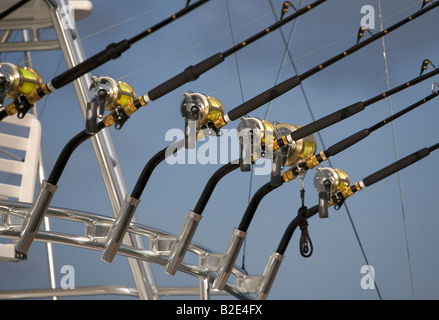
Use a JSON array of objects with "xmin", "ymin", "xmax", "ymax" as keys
[
  {"xmin": 165, "ymin": 210, "xmax": 202, "ymax": 276},
  {"xmin": 101, "ymin": 194, "xmax": 140, "ymax": 263},
  {"xmin": 254, "ymin": 251, "xmax": 284, "ymax": 300},
  {"xmin": 184, "ymin": 119, "xmax": 197, "ymax": 149},
  {"xmin": 212, "ymin": 228, "xmax": 247, "ymax": 290},
  {"xmin": 14, "ymin": 180, "xmax": 58, "ymax": 259},
  {"xmin": 318, "ymin": 189, "xmax": 330, "ymax": 218}
]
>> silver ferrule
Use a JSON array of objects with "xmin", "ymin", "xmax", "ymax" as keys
[
  {"xmin": 212, "ymin": 228, "xmax": 247, "ymax": 290},
  {"xmin": 15, "ymin": 180, "xmax": 58, "ymax": 258},
  {"xmin": 165, "ymin": 210, "xmax": 202, "ymax": 276},
  {"xmin": 101, "ymin": 194, "xmax": 140, "ymax": 263},
  {"xmin": 254, "ymin": 251, "xmax": 284, "ymax": 300}
]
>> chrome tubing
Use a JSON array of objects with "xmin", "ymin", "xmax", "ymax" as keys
[
  {"xmin": 14, "ymin": 180, "xmax": 58, "ymax": 258},
  {"xmin": 165, "ymin": 210, "xmax": 203, "ymax": 276},
  {"xmin": 254, "ymin": 251, "xmax": 284, "ymax": 300},
  {"xmin": 101, "ymin": 194, "xmax": 140, "ymax": 263},
  {"xmin": 212, "ymin": 228, "xmax": 247, "ymax": 290}
]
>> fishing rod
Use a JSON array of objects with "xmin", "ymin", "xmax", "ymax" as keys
[
  {"xmin": 209, "ymin": 88, "xmax": 439, "ymax": 290},
  {"xmin": 255, "ymin": 141, "xmax": 439, "ymax": 300},
  {"xmin": 163, "ymin": 121, "xmax": 316, "ymax": 275},
  {"xmin": 269, "ymin": 58, "xmax": 439, "ymax": 153},
  {"xmin": 0, "ymin": 0, "xmax": 211, "ymax": 120},
  {"xmin": 285, "ymin": 87, "xmax": 439, "ymax": 218},
  {"xmin": 214, "ymin": 1, "xmax": 439, "ymax": 129},
  {"xmin": 13, "ymin": 76, "xmax": 139, "ymax": 259}
]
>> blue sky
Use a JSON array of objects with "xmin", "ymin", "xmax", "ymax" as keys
[{"xmin": 1, "ymin": 0, "xmax": 439, "ymax": 300}]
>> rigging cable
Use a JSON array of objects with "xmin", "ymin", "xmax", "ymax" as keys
[
  {"xmin": 243, "ymin": 0, "xmax": 303, "ymax": 277},
  {"xmin": 225, "ymin": 0, "xmax": 249, "ymax": 274},
  {"xmin": 269, "ymin": 0, "xmax": 380, "ymax": 299},
  {"xmin": 273, "ymin": 0, "xmax": 382, "ymax": 299},
  {"xmin": 377, "ymin": 0, "xmax": 415, "ymax": 300}
]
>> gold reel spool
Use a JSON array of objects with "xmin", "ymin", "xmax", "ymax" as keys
[
  {"xmin": 236, "ymin": 117, "xmax": 276, "ymax": 171},
  {"xmin": 314, "ymin": 167, "xmax": 350, "ymax": 194},
  {"xmin": 274, "ymin": 123, "xmax": 317, "ymax": 167},
  {"xmin": 237, "ymin": 117, "xmax": 276, "ymax": 157},
  {"xmin": 180, "ymin": 92, "xmax": 225, "ymax": 127},
  {"xmin": 90, "ymin": 76, "xmax": 136, "ymax": 111},
  {"xmin": 313, "ymin": 167, "xmax": 350, "ymax": 218},
  {"xmin": 0, "ymin": 62, "xmax": 43, "ymax": 100},
  {"xmin": 180, "ymin": 92, "xmax": 225, "ymax": 148}
]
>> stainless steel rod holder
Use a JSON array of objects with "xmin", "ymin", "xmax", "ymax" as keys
[
  {"xmin": 212, "ymin": 228, "xmax": 247, "ymax": 290},
  {"xmin": 165, "ymin": 210, "xmax": 202, "ymax": 276},
  {"xmin": 101, "ymin": 194, "xmax": 140, "ymax": 263},
  {"xmin": 254, "ymin": 251, "xmax": 284, "ymax": 300},
  {"xmin": 15, "ymin": 180, "xmax": 58, "ymax": 258}
]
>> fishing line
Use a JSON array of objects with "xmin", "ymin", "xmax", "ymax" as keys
[
  {"xmin": 225, "ymin": 0, "xmax": 249, "ymax": 274},
  {"xmin": 270, "ymin": 0, "xmax": 379, "ymax": 299},
  {"xmin": 80, "ymin": 0, "xmax": 179, "ymax": 42},
  {"xmin": 1, "ymin": 1, "xmax": 180, "ymax": 70},
  {"xmin": 38, "ymin": 52, "xmax": 63, "ymax": 120},
  {"xmin": 207, "ymin": 0, "xmax": 422, "ymax": 100},
  {"xmin": 270, "ymin": 66, "xmax": 426, "ymax": 121},
  {"xmin": 116, "ymin": 4, "xmax": 292, "ymax": 81},
  {"xmin": 266, "ymin": 3, "xmax": 377, "ymax": 297},
  {"xmin": 378, "ymin": 0, "xmax": 415, "ymax": 300},
  {"xmin": 243, "ymin": 0, "xmax": 303, "ymax": 277},
  {"xmin": 259, "ymin": 140, "xmax": 439, "ymax": 299}
]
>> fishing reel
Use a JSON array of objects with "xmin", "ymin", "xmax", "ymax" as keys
[
  {"xmin": 236, "ymin": 117, "xmax": 276, "ymax": 172},
  {"xmin": 180, "ymin": 91, "xmax": 225, "ymax": 148},
  {"xmin": 271, "ymin": 123, "xmax": 317, "ymax": 186},
  {"xmin": 86, "ymin": 76, "xmax": 136, "ymax": 133},
  {"xmin": 313, "ymin": 167, "xmax": 350, "ymax": 218},
  {"xmin": 0, "ymin": 62, "xmax": 43, "ymax": 118}
]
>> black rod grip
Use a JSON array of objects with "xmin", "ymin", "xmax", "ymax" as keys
[
  {"xmin": 325, "ymin": 128, "xmax": 370, "ymax": 158},
  {"xmin": 290, "ymin": 101, "xmax": 364, "ymax": 142},
  {"xmin": 147, "ymin": 53, "xmax": 224, "ymax": 101},
  {"xmin": 51, "ymin": 40, "xmax": 130, "ymax": 89},
  {"xmin": 193, "ymin": 161, "xmax": 240, "ymax": 215},
  {"xmin": 362, "ymin": 148, "xmax": 430, "ymax": 187},
  {"xmin": 227, "ymin": 76, "xmax": 301, "ymax": 121},
  {"xmin": 238, "ymin": 182, "xmax": 281, "ymax": 232}
]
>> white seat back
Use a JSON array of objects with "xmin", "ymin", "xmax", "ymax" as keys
[{"xmin": 0, "ymin": 113, "xmax": 41, "ymax": 203}]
